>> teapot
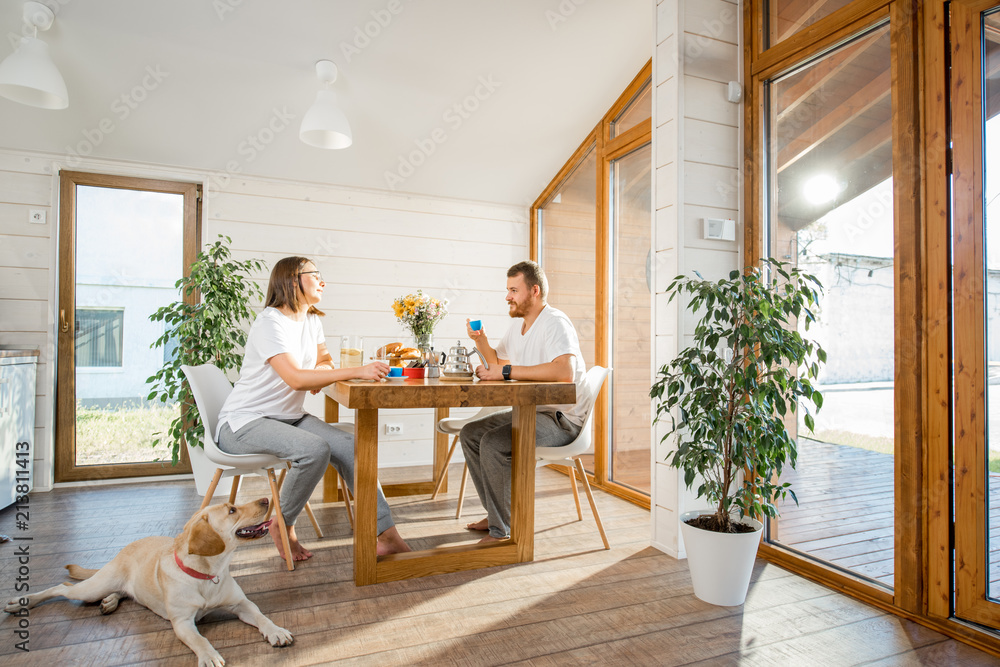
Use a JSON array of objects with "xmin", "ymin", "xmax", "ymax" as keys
[{"xmin": 442, "ymin": 340, "xmax": 489, "ymax": 378}]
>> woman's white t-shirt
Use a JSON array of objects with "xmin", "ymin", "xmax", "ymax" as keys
[
  {"xmin": 494, "ymin": 305, "xmax": 590, "ymax": 426},
  {"xmin": 217, "ymin": 307, "xmax": 324, "ymax": 437}
]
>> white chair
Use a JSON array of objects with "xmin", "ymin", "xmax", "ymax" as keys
[
  {"xmin": 436, "ymin": 367, "xmax": 611, "ymax": 551},
  {"xmin": 180, "ymin": 363, "xmax": 352, "ymax": 571},
  {"xmin": 535, "ymin": 365, "xmax": 612, "ymax": 550},
  {"xmin": 431, "ymin": 406, "xmax": 506, "ymax": 519}
]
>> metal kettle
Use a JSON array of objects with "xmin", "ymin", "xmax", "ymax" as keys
[
  {"xmin": 442, "ymin": 340, "xmax": 489, "ymax": 377},
  {"xmin": 423, "ymin": 348, "xmax": 442, "ymax": 378}
]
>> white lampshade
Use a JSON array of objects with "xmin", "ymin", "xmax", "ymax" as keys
[
  {"xmin": 0, "ymin": 35, "xmax": 68, "ymax": 109},
  {"xmin": 299, "ymin": 89, "xmax": 352, "ymax": 149}
]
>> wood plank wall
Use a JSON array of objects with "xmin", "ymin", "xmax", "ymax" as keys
[
  {"xmin": 0, "ymin": 149, "xmax": 527, "ymax": 490},
  {"xmin": 651, "ymin": 0, "xmax": 743, "ymax": 557},
  {"xmin": 0, "ymin": 153, "xmax": 56, "ymax": 489}
]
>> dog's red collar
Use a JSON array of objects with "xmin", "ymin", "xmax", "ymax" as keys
[{"xmin": 173, "ymin": 550, "xmax": 220, "ymax": 584}]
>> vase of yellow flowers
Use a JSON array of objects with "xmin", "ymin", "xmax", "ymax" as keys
[{"xmin": 392, "ymin": 290, "xmax": 448, "ymax": 353}]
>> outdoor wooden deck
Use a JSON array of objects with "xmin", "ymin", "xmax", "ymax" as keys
[
  {"xmin": 1, "ymin": 465, "xmax": 997, "ymax": 664},
  {"xmin": 777, "ymin": 439, "xmax": 1000, "ymax": 592}
]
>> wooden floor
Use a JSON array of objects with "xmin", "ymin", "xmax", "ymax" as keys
[
  {"xmin": 1, "ymin": 466, "xmax": 997, "ymax": 666},
  {"xmin": 775, "ymin": 440, "xmax": 896, "ymax": 587},
  {"xmin": 777, "ymin": 439, "xmax": 1000, "ymax": 591}
]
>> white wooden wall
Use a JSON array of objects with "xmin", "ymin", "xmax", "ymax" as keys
[
  {"xmin": 0, "ymin": 148, "xmax": 526, "ymax": 491},
  {"xmin": 651, "ymin": 0, "xmax": 742, "ymax": 557}
]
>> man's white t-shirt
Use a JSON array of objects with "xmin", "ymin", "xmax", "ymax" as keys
[
  {"xmin": 217, "ymin": 307, "xmax": 324, "ymax": 437},
  {"xmin": 494, "ymin": 304, "xmax": 590, "ymax": 426}
]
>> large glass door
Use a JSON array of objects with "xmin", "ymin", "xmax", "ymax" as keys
[
  {"xmin": 609, "ymin": 143, "xmax": 652, "ymax": 495},
  {"xmin": 56, "ymin": 172, "xmax": 199, "ymax": 482},
  {"xmin": 532, "ymin": 62, "xmax": 652, "ymax": 506},
  {"xmin": 764, "ymin": 20, "xmax": 896, "ymax": 587},
  {"xmin": 951, "ymin": 0, "xmax": 1000, "ymax": 627}
]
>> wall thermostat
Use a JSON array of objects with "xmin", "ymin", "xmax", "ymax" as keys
[{"xmin": 704, "ymin": 218, "xmax": 737, "ymax": 241}]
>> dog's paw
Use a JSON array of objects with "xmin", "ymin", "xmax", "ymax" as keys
[
  {"xmin": 3, "ymin": 599, "xmax": 21, "ymax": 613},
  {"xmin": 264, "ymin": 625, "xmax": 294, "ymax": 647},
  {"xmin": 197, "ymin": 650, "xmax": 225, "ymax": 667},
  {"xmin": 100, "ymin": 593, "xmax": 121, "ymax": 615}
]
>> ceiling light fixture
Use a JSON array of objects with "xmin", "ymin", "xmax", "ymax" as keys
[
  {"xmin": 299, "ymin": 60, "xmax": 352, "ymax": 150},
  {"xmin": 0, "ymin": 2, "xmax": 68, "ymax": 109}
]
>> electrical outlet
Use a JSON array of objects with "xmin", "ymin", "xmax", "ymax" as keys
[
  {"xmin": 384, "ymin": 423, "xmax": 403, "ymax": 435},
  {"xmin": 28, "ymin": 209, "xmax": 46, "ymax": 224}
]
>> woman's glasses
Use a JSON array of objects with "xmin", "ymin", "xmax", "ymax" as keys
[{"xmin": 298, "ymin": 270, "xmax": 323, "ymax": 282}]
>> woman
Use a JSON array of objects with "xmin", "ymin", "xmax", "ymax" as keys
[{"xmin": 217, "ymin": 256, "xmax": 409, "ymax": 561}]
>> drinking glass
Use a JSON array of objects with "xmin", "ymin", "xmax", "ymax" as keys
[{"xmin": 340, "ymin": 335, "xmax": 364, "ymax": 369}]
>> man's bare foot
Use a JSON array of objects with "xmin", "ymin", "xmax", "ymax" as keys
[
  {"xmin": 466, "ymin": 517, "xmax": 489, "ymax": 532},
  {"xmin": 269, "ymin": 520, "xmax": 313, "ymax": 562},
  {"xmin": 478, "ymin": 534, "xmax": 509, "ymax": 544},
  {"xmin": 376, "ymin": 526, "xmax": 411, "ymax": 556}
]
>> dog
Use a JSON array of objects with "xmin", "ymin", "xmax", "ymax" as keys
[{"xmin": 5, "ymin": 498, "xmax": 292, "ymax": 666}]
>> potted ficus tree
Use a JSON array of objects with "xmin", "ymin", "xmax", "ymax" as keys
[
  {"xmin": 146, "ymin": 235, "xmax": 265, "ymax": 493},
  {"xmin": 649, "ymin": 258, "xmax": 826, "ymax": 606}
]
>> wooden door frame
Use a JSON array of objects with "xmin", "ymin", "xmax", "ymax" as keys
[
  {"xmin": 530, "ymin": 61, "xmax": 652, "ymax": 508},
  {"xmin": 949, "ymin": 0, "xmax": 1000, "ymax": 627},
  {"xmin": 56, "ymin": 171, "xmax": 200, "ymax": 482},
  {"xmin": 744, "ymin": 0, "xmax": 926, "ymax": 613},
  {"xmin": 745, "ymin": 0, "xmax": 1000, "ymax": 656}
]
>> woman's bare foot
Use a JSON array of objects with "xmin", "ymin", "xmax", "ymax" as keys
[
  {"xmin": 478, "ymin": 534, "xmax": 509, "ymax": 544},
  {"xmin": 269, "ymin": 521, "xmax": 313, "ymax": 561},
  {"xmin": 466, "ymin": 517, "xmax": 489, "ymax": 531},
  {"xmin": 376, "ymin": 526, "xmax": 411, "ymax": 556}
]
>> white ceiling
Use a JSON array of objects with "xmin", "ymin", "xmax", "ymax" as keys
[{"xmin": 0, "ymin": 0, "xmax": 651, "ymax": 206}]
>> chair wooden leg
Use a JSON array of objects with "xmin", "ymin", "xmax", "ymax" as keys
[
  {"xmin": 574, "ymin": 458, "xmax": 610, "ymax": 550},
  {"xmin": 431, "ymin": 435, "xmax": 460, "ymax": 499},
  {"xmin": 266, "ymin": 468, "xmax": 289, "ymax": 522},
  {"xmin": 304, "ymin": 502, "xmax": 323, "ymax": 538},
  {"xmin": 340, "ymin": 473, "xmax": 355, "ymax": 531},
  {"xmin": 200, "ymin": 468, "xmax": 224, "ymax": 509},
  {"xmin": 455, "ymin": 463, "xmax": 470, "ymax": 519},
  {"xmin": 567, "ymin": 465, "xmax": 582, "ymax": 520},
  {"xmin": 228, "ymin": 475, "xmax": 241, "ymax": 504},
  {"xmin": 267, "ymin": 469, "xmax": 295, "ymax": 571}
]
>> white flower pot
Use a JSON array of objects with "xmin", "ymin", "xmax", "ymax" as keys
[{"xmin": 680, "ymin": 509, "xmax": 763, "ymax": 606}]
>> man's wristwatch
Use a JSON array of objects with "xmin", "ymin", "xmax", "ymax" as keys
[{"xmin": 502, "ymin": 364, "xmax": 512, "ymax": 381}]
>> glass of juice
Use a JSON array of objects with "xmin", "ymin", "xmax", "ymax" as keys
[{"xmin": 340, "ymin": 335, "xmax": 364, "ymax": 368}]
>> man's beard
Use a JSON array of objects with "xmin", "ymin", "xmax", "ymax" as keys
[{"xmin": 508, "ymin": 301, "xmax": 528, "ymax": 318}]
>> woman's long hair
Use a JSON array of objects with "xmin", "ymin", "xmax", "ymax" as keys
[{"xmin": 265, "ymin": 256, "xmax": 325, "ymax": 316}]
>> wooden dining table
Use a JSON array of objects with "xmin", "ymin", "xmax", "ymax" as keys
[{"xmin": 322, "ymin": 377, "xmax": 576, "ymax": 586}]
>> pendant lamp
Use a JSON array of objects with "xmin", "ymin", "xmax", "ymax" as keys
[{"xmin": 299, "ymin": 60, "xmax": 352, "ymax": 150}]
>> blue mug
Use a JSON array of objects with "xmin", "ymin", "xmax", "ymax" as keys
[
  {"xmin": 469, "ymin": 320, "xmax": 482, "ymax": 331},
  {"xmin": 387, "ymin": 366, "xmax": 403, "ymax": 377}
]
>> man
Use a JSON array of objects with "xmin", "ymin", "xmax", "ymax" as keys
[{"xmin": 461, "ymin": 260, "xmax": 590, "ymax": 543}]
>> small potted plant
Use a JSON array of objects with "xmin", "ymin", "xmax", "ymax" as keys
[
  {"xmin": 146, "ymin": 235, "xmax": 265, "ymax": 492},
  {"xmin": 650, "ymin": 259, "xmax": 826, "ymax": 606}
]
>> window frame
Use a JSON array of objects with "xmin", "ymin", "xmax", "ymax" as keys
[
  {"xmin": 745, "ymin": 0, "xmax": 1000, "ymax": 654},
  {"xmin": 530, "ymin": 60, "xmax": 652, "ymax": 508}
]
